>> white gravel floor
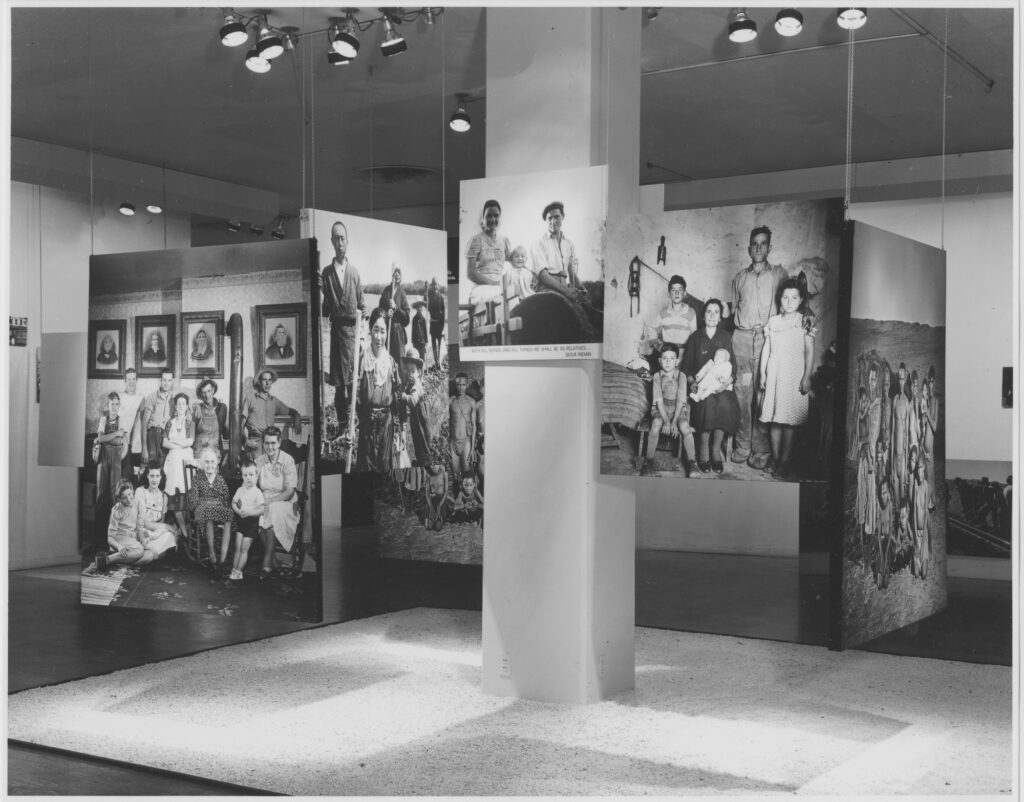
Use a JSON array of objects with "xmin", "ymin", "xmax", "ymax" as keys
[{"xmin": 7, "ymin": 608, "xmax": 1013, "ymax": 796}]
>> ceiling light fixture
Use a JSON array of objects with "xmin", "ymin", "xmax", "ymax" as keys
[
  {"xmin": 270, "ymin": 217, "xmax": 286, "ymax": 240},
  {"xmin": 449, "ymin": 94, "xmax": 471, "ymax": 133},
  {"xmin": 281, "ymin": 27, "xmax": 299, "ymax": 52},
  {"xmin": 146, "ymin": 204, "xmax": 163, "ymax": 215},
  {"xmin": 646, "ymin": 7, "xmax": 660, "ymax": 22},
  {"xmin": 220, "ymin": 11, "xmax": 250, "ymax": 47},
  {"xmin": 255, "ymin": 16, "xmax": 284, "ymax": 59},
  {"xmin": 836, "ymin": 8, "xmax": 867, "ymax": 30},
  {"xmin": 424, "ymin": 8, "xmax": 436, "ymax": 25},
  {"xmin": 774, "ymin": 8, "xmax": 803, "ymax": 36},
  {"xmin": 380, "ymin": 17, "xmax": 407, "ymax": 57},
  {"xmin": 249, "ymin": 223, "xmax": 264, "ymax": 236},
  {"xmin": 331, "ymin": 15, "xmax": 360, "ymax": 59},
  {"xmin": 119, "ymin": 202, "xmax": 135, "ymax": 216},
  {"xmin": 226, "ymin": 219, "xmax": 241, "ymax": 233},
  {"xmin": 245, "ymin": 48, "xmax": 271, "ymax": 73},
  {"xmin": 728, "ymin": 9, "xmax": 757, "ymax": 43},
  {"xmin": 327, "ymin": 51, "xmax": 351, "ymax": 66}
]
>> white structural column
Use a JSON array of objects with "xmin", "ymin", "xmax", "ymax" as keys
[{"xmin": 481, "ymin": 8, "xmax": 640, "ymax": 703}]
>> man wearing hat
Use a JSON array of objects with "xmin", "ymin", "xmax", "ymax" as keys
[
  {"xmin": 241, "ymin": 368, "xmax": 302, "ymax": 455},
  {"xmin": 530, "ymin": 200, "xmax": 585, "ymax": 302},
  {"xmin": 411, "ymin": 299, "xmax": 429, "ymax": 366},
  {"xmin": 192, "ymin": 377, "xmax": 228, "ymax": 458}
]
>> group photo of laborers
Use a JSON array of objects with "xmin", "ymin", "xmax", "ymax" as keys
[
  {"xmin": 600, "ymin": 200, "xmax": 842, "ymax": 481},
  {"xmin": 458, "ymin": 166, "xmax": 607, "ymax": 355},
  {"xmin": 313, "ymin": 213, "xmax": 448, "ymax": 475},
  {"xmin": 846, "ymin": 340, "xmax": 946, "ymax": 591},
  {"xmin": 82, "ymin": 243, "xmax": 319, "ymax": 622},
  {"xmin": 375, "ymin": 347, "xmax": 485, "ymax": 565}
]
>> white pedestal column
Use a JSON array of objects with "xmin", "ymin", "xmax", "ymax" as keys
[{"xmin": 480, "ymin": 8, "xmax": 640, "ymax": 703}]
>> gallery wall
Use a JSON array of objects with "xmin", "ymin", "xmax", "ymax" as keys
[{"xmin": 8, "ymin": 181, "xmax": 190, "ymax": 570}]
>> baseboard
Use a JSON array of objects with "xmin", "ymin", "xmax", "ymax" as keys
[{"xmin": 947, "ymin": 556, "xmax": 1011, "ymax": 581}]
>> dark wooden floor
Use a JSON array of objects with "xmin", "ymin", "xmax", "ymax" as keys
[{"xmin": 8, "ymin": 546, "xmax": 1011, "ymax": 794}]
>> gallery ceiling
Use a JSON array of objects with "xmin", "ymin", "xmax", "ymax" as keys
[{"xmin": 9, "ymin": 6, "xmax": 1014, "ymax": 232}]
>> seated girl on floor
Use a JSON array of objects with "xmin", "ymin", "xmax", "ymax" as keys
[
  {"xmin": 82, "ymin": 479, "xmax": 167, "ymax": 574},
  {"xmin": 134, "ymin": 461, "xmax": 180, "ymax": 559}
]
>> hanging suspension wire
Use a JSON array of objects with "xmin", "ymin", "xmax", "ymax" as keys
[
  {"xmin": 940, "ymin": 10, "xmax": 949, "ymax": 251},
  {"xmin": 843, "ymin": 27, "xmax": 856, "ymax": 218}
]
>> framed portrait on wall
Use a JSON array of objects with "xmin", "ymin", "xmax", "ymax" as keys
[
  {"xmin": 255, "ymin": 303, "xmax": 306, "ymax": 378},
  {"xmin": 180, "ymin": 311, "xmax": 224, "ymax": 378},
  {"xmin": 87, "ymin": 319, "xmax": 126, "ymax": 378},
  {"xmin": 134, "ymin": 314, "xmax": 176, "ymax": 378}
]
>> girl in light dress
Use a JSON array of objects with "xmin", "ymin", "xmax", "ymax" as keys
[
  {"xmin": 134, "ymin": 462, "xmax": 180, "ymax": 558},
  {"xmin": 758, "ymin": 278, "xmax": 815, "ymax": 479}
]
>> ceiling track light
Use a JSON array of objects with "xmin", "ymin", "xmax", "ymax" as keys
[
  {"xmin": 646, "ymin": 7, "xmax": 660, "ymax": 22},
  {"xmin": 380, "ymin": 17, "xmax": 407, "ymax": 57},
  {"xmin": 728, "ymin": 9, "xmax": 757, "ymax": 43},
  {"xmin": 327, "ymin": 51, "xmax": 351, "ymax": 66},
  {"xmin": 424, "ymin": 8, "xmax": 436, "ymax": 25},
  {"xmin": 249, "ymin": 223, "xmax": 264, "ymax": 236},
  {"xmin": 245, "ymin": 48, "xmax": 271, "ymax": 73},
  {"xmin": 449, "ymin": 93, "xmax": 472, "ymax": 133},
  {"xmin": 226, "ymin": 219, "xmax": 241, "ymax": 233},
  {"xmin": 270, "ymin": 217, "xmax": 286, "ymax": 240},
  {"xmin": 255, "ymin": 15, "xmax": 284, "ymax": 60},
  {"xmin": 331, "ymin": 14, "xmax": 360, "ymax": 59},
  {"xmin": 774, "ymin": 8, "xmax": 803, "ymax": 36},
  {"xmin": 146, "ymin": 204, "xmax": 163, "ymax": 215},
  {"xmin": 836, "ymin": 8, "xmax": 867, "ymax": 30},
  {"xmin": 119, "ymin": 202, "xmax": 136, "ymax": 216},
  {"xmin": 219, "ymin": 11, "xmax": 249, "ymax": 47}
]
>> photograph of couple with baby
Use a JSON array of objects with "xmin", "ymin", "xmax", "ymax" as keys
[
  {"xmin": 457, "ymin": 165, "xmax": 607, "ymax": 359},
  {"xmin": 600, "ymin": 199, "xmax": 843, "ymax": 482}
]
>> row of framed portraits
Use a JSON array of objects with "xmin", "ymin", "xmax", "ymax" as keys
[{"xmin": 87, "ymin": 303, "xmax": 307, "ymax": 380}]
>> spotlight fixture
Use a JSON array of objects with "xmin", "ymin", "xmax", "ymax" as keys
[
  {"xmin": 245, "ymin": 48, "xmax": 271, "ymax": 73},
  {"xmin": 836, "ymin": 8, "xmax": 867, "ymax": 30},
  {"xmin": 646, "ymin": 7, "xmax": 660, "ymax": 22},
  {"xmin": 331, "ymin": 16, "xmax": 360, "ymax": 59},
  {"xmin": 226, "ymin": 219, "xmax": 241, "ymax": 233},
  {"xmin": 270, "ymin": 218, "xmax": 286, "ymax": 240},
  {"xmin": 119, "ymin": 202, "xmax": 136, "ymax": 216},
  {"xmin": 146, "ymin": 204, "xmax": 163, "ymax": 215},
  {"xmin": 255, "ymin": 16, "xmax": 284, "ymax": 59},
  {"xmin": 449, "ymin": 94, "xmax": 471, "ymax": 133},
  {"xmin": 774, "ymin": 8, "xmax": 803, "ymax": 36},
  {"xmin": 219, "ymin": 11, "xmax": 249, "ymax": 47},
  {"xmin": 728, "ymin": 9, "xmax": 757, "ymax": 43},
  {"xmin": 281, "ymin": 27, "xmax": 299, "ymax": 52},
  {"xmin": 380, "ymin": 18, "xmax": 407, "ymax": 57},
  {"xmin": 249, "ymin": 223, "xmax": 264, "ymax": 236},
  {"xmin": 424, "ymin": 8, "xmax": 436, "ymax": 25},
  {"xmin": 327, "ymin": 51, "xmax": 351, "ymax": 66}
]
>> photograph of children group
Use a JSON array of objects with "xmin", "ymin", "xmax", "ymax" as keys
[
  {"xmin": 457, "ymin": 165, "xmax": 607, "ymax": 358},
  {"xmin": 840, "ymin": 223, "xmax": 947, "ymax": 647},
  {"xmin": 601, "ymin": 199, "xmax": 842, "ymax": 481},
  {"xmin": 81, "ymin": 241, "xmax": 320, "ymax": 622}
]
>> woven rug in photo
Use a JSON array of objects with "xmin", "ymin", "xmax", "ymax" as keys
[{"xmin": 7, "ymin": 608, "xmax": 1012, "ymax": 796}]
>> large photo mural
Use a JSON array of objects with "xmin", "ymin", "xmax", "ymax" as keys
[
  {"xmin": 80, "ymin": 240, "xmax": 322, "ymax": 622},
  {"xmin": 601, "ymin": 199, "xmax": 843, "ymax": 482},
  {"xmin": 838, "ymin": 221, "xmax": 947, "ymax": 649},
  {"xmin": 457, "ymin": 165, "xmax": 607, "ymax": 360},
  {"xmin": 304, "ymin": 210, "xmax": 449, "ymax": 477}
]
